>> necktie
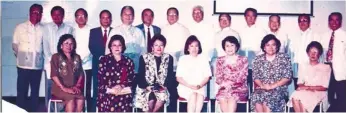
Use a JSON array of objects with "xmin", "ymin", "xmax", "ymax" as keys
[
  {"xmin": 326, "ymin": 31, "xmax": 335, "ymax": 63},
  {"xmin": 147, "ymin": 27, "xmax": 151, "ymax": 52},
  {"xmin": 103, "ymin": 29, "xmax": 108, "ymax": 46}
]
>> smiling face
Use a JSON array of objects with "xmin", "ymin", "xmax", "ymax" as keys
[
  {"xmin": 75, "ymin": 10, "xmax": 87, "ymax": 26},
  {"xmin": 29, "ymin": 6, "xmax": 42, "ymax": 25},
  {"xmin": 100, "ymin": 12, "xmax": 111, "ymax": 28},
  {"xmin": 121, "ymin": 8, "xmax": 134, "ymax": 25},
  {"xmin": 308, "ymin": 47, "xmax": 320, "ymax": 62},
  {"xmin": 264, "ymin": 39, "xmax": 277, "ymax": 56},
  {"xmin": 167, "ymin": 9, "xmax": 178, "ymax": 25},
  {"xmin": 219, "ymin": 14, "xmax": 231, "ymax": 29},
  {"xmin": 224, "ymin": 41, "xmax": 237, "ymax": 56},
  {"xmin": 298, "ymin": 16, "xmax": 310, "ymax": 31},
  {"xmin": 61, "ymin": 38, "xmax": 74, "ymax": 54},
  {"xmin": 152, "ymin": 40, "xmax": 165, "ymax": 55},
  {"xmin": 329, "ymin": 14, "xmax": 342, "ymax": 31},
  {"xmin": 188, "ymin": 41, "xmax": 200, "ymax": 56},
  {"xmin": 269, "ymin": 16, "xmax": 280, "ymax": 32},
  {"xmin": 245, "ymin": 10, "xmax": 256, "ymax": 26},
  {"xmin": 51, "ymin": 9, "xmax": 64, "ymax": 26},
  {"xmin": 142, "ymin": 10, "xmax": 153, "ymax": 26},
  {"xmin": 110, "ymin": 40, "xmax": 123, "ymax": 55},
  {"xmin": 192, "ymin": 7, "xmax": 203, "ymax": 23}
]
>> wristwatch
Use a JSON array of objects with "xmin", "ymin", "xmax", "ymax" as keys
[{"xmin": 197, "ymin": 85, "xmax": 201, "ymax": 89}]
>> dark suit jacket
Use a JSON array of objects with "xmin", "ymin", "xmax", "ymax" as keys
[
  {"xmin": 88, "ymin": 27, "xmax": 112, "ymax": 77},
  {"xmin": 136, "ymin": 24, "xmax": 161, "ymax": 38}
]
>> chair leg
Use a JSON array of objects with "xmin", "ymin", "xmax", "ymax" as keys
[
  {"xmin": 215, "ymin": 101, "xmax": 218, "ymax": 113},
  {"xmin": 85, "ymin": 100, "xmax": 87, "ymax": 113},
  {"xmin": 287, "ymin": 106, "xmax": 290, "ymax": 113},
  {"xmin": 54, "ymin": 102, "xmax": 58, "ymax": 113},
  {"xmin": 246, "ymin": 101, "xmax": 249, "ymax": 113},
  {"xmin": 208, "ymin": 101, "xmax": 211, "ymax": 113},
  {"xmin": 164, "ymin": 103, "xmax": 167, "ymax": 113},
  {"xmin": 177, "ymin": 100, "xmax": 180, "ymax": 113},
  {"xmin": 48, "ymin": 100, "xmax": 51, "ymax": 113},
  {"xmin": 319, "ymin": 102, "xmax": 323, "ymax": 113}
]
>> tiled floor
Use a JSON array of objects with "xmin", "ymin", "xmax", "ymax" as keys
[{"xmin": 3, "ymin": 97, "xmax": 47, "ymax": 112}]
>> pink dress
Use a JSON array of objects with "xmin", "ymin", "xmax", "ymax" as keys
[
  {"xmin": 287, "ymin": 63, "xmax": 331, "ymax": 112},
  {"xmin": 215, "ymin": 55, "xmax": 248, "ymax": 102}
]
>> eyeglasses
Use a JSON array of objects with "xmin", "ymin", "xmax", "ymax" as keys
[{"xmin": 299, "ymin": 19, "xmax": 309, "ymax": 23}]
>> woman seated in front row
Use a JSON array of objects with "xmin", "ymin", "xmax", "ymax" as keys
[
  {"xmin": 287, "ymin": 41, "xmax": 331, "ymax": 112},
  {"xmin": 97, "ymin": 35, "xmax": 134, "ymax": 112},
  {"xmin": 176, "ymin": 35, "xmax": 212, "ymax": 113},
  {"xmin": 134, "ymin": 34, "xmax": 174, "ymax": 112},
  {"xmin": 50, "ymin": 34, "xmax": 84, "ymax": 112},
  {"xmin": 215, "ymin": 36, "xmax": 248, "ymax": 112}
]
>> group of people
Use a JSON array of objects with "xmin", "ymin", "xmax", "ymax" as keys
[{"xmin": 12, "ymin": 3, "xmax": 346, "ymax": 113}]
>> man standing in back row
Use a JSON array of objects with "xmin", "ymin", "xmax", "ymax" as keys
[
  {"xmin": 88, "ymin": 10, "xmax": 113, "ymax": 112},
  {"xmin": 12, "ymin": 4, "xmax": 44, "ymax": 112}
]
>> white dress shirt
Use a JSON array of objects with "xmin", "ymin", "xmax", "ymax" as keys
[
  {"xmin": 267, "ymin": 30, "xmax": 289, "ymax": 53},
  {"xmin": 143, "ymin": 25, "xmax": 155, "ymax": 48},
  {"xmin": 238, "ymin": 24, "xmax": 267, "ymax": 69},
  {"xmin": 12, "ymin": 21, "xmax": 44, "ymax": 70},
  {"xmin": 161, "ymin": 22, "xmax": 190, "ymax": 71},
  {"xmin": 188, "ymin": 21, "xmax": 216, "ymax": 61},
  {"xmin": 320, "ymin": 28, "xmax": 346, "ymax": 81},
  {"xmin": 214, "ymin": 27, "xmax": 241, "ymax": 57},
  {"xmin": 42, "ymin": 22, "xmax": 74, "ymax": 79},
  {"xmin": 73, "ymin": 24, "xmax": 92, "ymax": 70},
  {"xmin": 107, "ymin": 24, "xmax": 145, "ymax": 73},
  {"xmin": 289, "ymin": 28, "xmax": 320, "ymax": 78}
]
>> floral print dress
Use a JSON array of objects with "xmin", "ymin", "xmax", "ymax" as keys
[
  {"xmin": 215, "ymin": 55, "xmax": 249, "ymax": 102},
  {"xmin": 250, "ymin": 53, "xmax": 292, "ymax": 112}
]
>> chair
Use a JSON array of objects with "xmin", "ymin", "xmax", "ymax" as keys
[
  {"xmin": 47, "ymin": 71, "xmax": 87, "ymax": 113},
  {"xmin": 176, "ymin": 97, "xmax": 211, "ymax": 113},
  {"xmin": 132, "ymin": 103, "xmax": 168, "ymax": 113}
]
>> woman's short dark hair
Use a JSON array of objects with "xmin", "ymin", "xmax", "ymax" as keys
[
  {"xmin": 222, "ymin": 36, "xmax": 240, "ymax": 52},
  {"xmin": 108, "ymin": 35, "xmax": 126, "ymax": 53},
  {"xmin": 306, "ymin": 41, "xmax": 324, "ymax": 57},
  {"xmin": 57, "ymin": 34, "xmax": 77, "ymax": 59},
  {"xmin": 149, "ymin": 34, "xmax": 167, "ymax": 52},
  {"xmin": 260, "ymin": 34, "xmax": 281, "ymax": 54},
  {"xmin": 184, "ymin": 35, "xmax": 202, "ymax": 55}
]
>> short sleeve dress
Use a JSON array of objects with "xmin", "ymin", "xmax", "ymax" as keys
[
  {"xmin": 250, "ymin": 53, "xmax": 292, "ymax": 112},
  {"xmin": 176, "ymin": 55, "xmax": 212, "ymax": 100},
  {"xmin": 50, "ymin": 53, "xmax": 85, "ymax": 101}
]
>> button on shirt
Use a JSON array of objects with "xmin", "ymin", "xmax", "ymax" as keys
[
  {"xmin": 43, "ymin": 22, "xmax": 74, "ymax": 79},
  {"xmin": 238, "ymin": 24, "xmax": 267, "ymax": 69},
  {"xmin": 12, "ymin": 21, "xmax": 44, "ymax": 69},
  {"xmin": 107, "ymin": 24, "xmax": 145, "ymax": 73},
  {"xmin": 320, "ymin": 29, "xmax": 346, "ymax": 81},
  {"xmin": 188, "ymin": 21, "xmax": 216, "ymax": 61},
  {"xmin": 161, "ymin": 23, "xmax": 190, "ymax": 71},
  {"xmin": 73, "ymin": 24, "xmax": 92, "ymax": 70}
]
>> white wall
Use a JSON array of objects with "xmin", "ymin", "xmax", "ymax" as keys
[{"xmin": 1, "ymin": 0, "xmax": 345, "ymax": 97}]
